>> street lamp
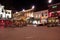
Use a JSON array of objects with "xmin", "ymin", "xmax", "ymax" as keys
[
  {"xmin": 16, "ymin": 12, "xmax": 18, "ymax": 13},
  {"xmin": 48, "ymin": 0, "xmax": 52, "ymax": 3},
  {"xmin": 22, "ymin": 9, "xmax": 25, "ymax": 12},
  {"xmin": 32, "ymin": 5, "xmax": 35, "ymax": 9}
]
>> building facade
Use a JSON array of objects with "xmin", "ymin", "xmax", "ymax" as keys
[
  {"xmin": 13, "ymin": 9, "xmax": 34, "ymax": 24},
  {"xmin": 13, "ymin": 9, "xmax": 48, "ymax": 24},
  {"xmin": 33, "ymin": 10, "xmax": 48, "ymax": 24},
  {"xmin": 0, "ymin": 4, "xmax": 12, "ymax": 20},
  {"xmin": 34, "ymin": 10, "xmax": 48, "ymax": 19},
  {"xmin": 0, "ymin": 4, "xmax": 12, "ymax": 27},
  {"xmin": 5, "ymin": 10, "xmax": 12, "ymax": 19}
]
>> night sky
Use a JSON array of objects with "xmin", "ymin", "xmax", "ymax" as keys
[{"xmin": 0, "ymin": 0, "xmax": 60, "ymax": 12}]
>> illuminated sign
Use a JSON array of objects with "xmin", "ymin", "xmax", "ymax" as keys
[{"xmin": 52, "ymin": 5, "xmax": 57, "ymax": 8}]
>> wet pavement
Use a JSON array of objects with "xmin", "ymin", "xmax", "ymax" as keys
[{"xmin": 0, "ymin": 26, "xmax": 60, "ymax": 40}]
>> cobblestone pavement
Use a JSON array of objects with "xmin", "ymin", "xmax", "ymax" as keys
[{"xmin": 0, "ymin": 26, "xmax": 60, "ymax": 40}]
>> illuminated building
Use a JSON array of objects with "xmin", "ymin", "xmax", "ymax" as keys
[
  {"xmin": 5, "ymin": 10, "xmax": 12, "ymax": 19},
  {"xmin": 34, "ymin": 10, "xmax": 48, "ymax": 19},
  {"xmin": 0, "ymin": 4, "xmax": 12, "ymax": 27},
  {"xmin": 13, "ymin": 8, "xmax": 48, "ymax": 25},
  {"xmin": 0, "ymin": 4, "xmax": 12, "ymax": 19},
  {"xmin": 47, "ymin": 3, "xmax": 60, "ymax": 27},
  {"xmin": 13, "ymin": 8, "xmax": 34, "ymax": 25},
  {"xmin": 33, "ymin": 10, "xmax": 48, "ymax": 25}
]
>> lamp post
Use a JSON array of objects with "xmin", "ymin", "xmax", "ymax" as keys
[
  {"xmin": 48, "ymin": 0, "xmax": 52, "ymax": 4},
  {"xmin": 48, "ymin": 0, "xmax": 52, "ymax": 17},
  {"xmin": 32, "ymin": 5, "xmax": 35, "ymax": 9},
  {"xmin": 22, "ymin": 9, "xmax": 25, "ymax": 12}
]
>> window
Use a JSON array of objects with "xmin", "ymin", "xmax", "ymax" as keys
[
  {"xmin": 2, "ymin": 9, "xmax": 4, "ymax": 12},
  {"xmin": 45, "ymin": 12, "xmax": 47, "ymax": 14},
  {"xmin": 44, "ymin": 12, "xmax": 47, "ymax": 16},
  {"xmin": 0, "ymin": 14, "xmax": 2, "ymax": 19},
  {"xmin": 8, "ymin": 12, "xmax": 10, "ymax": 14},
  {"xmin": 7, "ymin": 16, "xmax": 9, "ymax": 19},
  {"xmin": 45, "ymin": 14, "xmax": 47, "ymax": 16},
  {"xmin": 42, "ymin": 13, "xmax": 44, "ymax": 16},
  {"xmin": 5, "ymin": 11, "xmax": 7, "ymax": 14}
]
